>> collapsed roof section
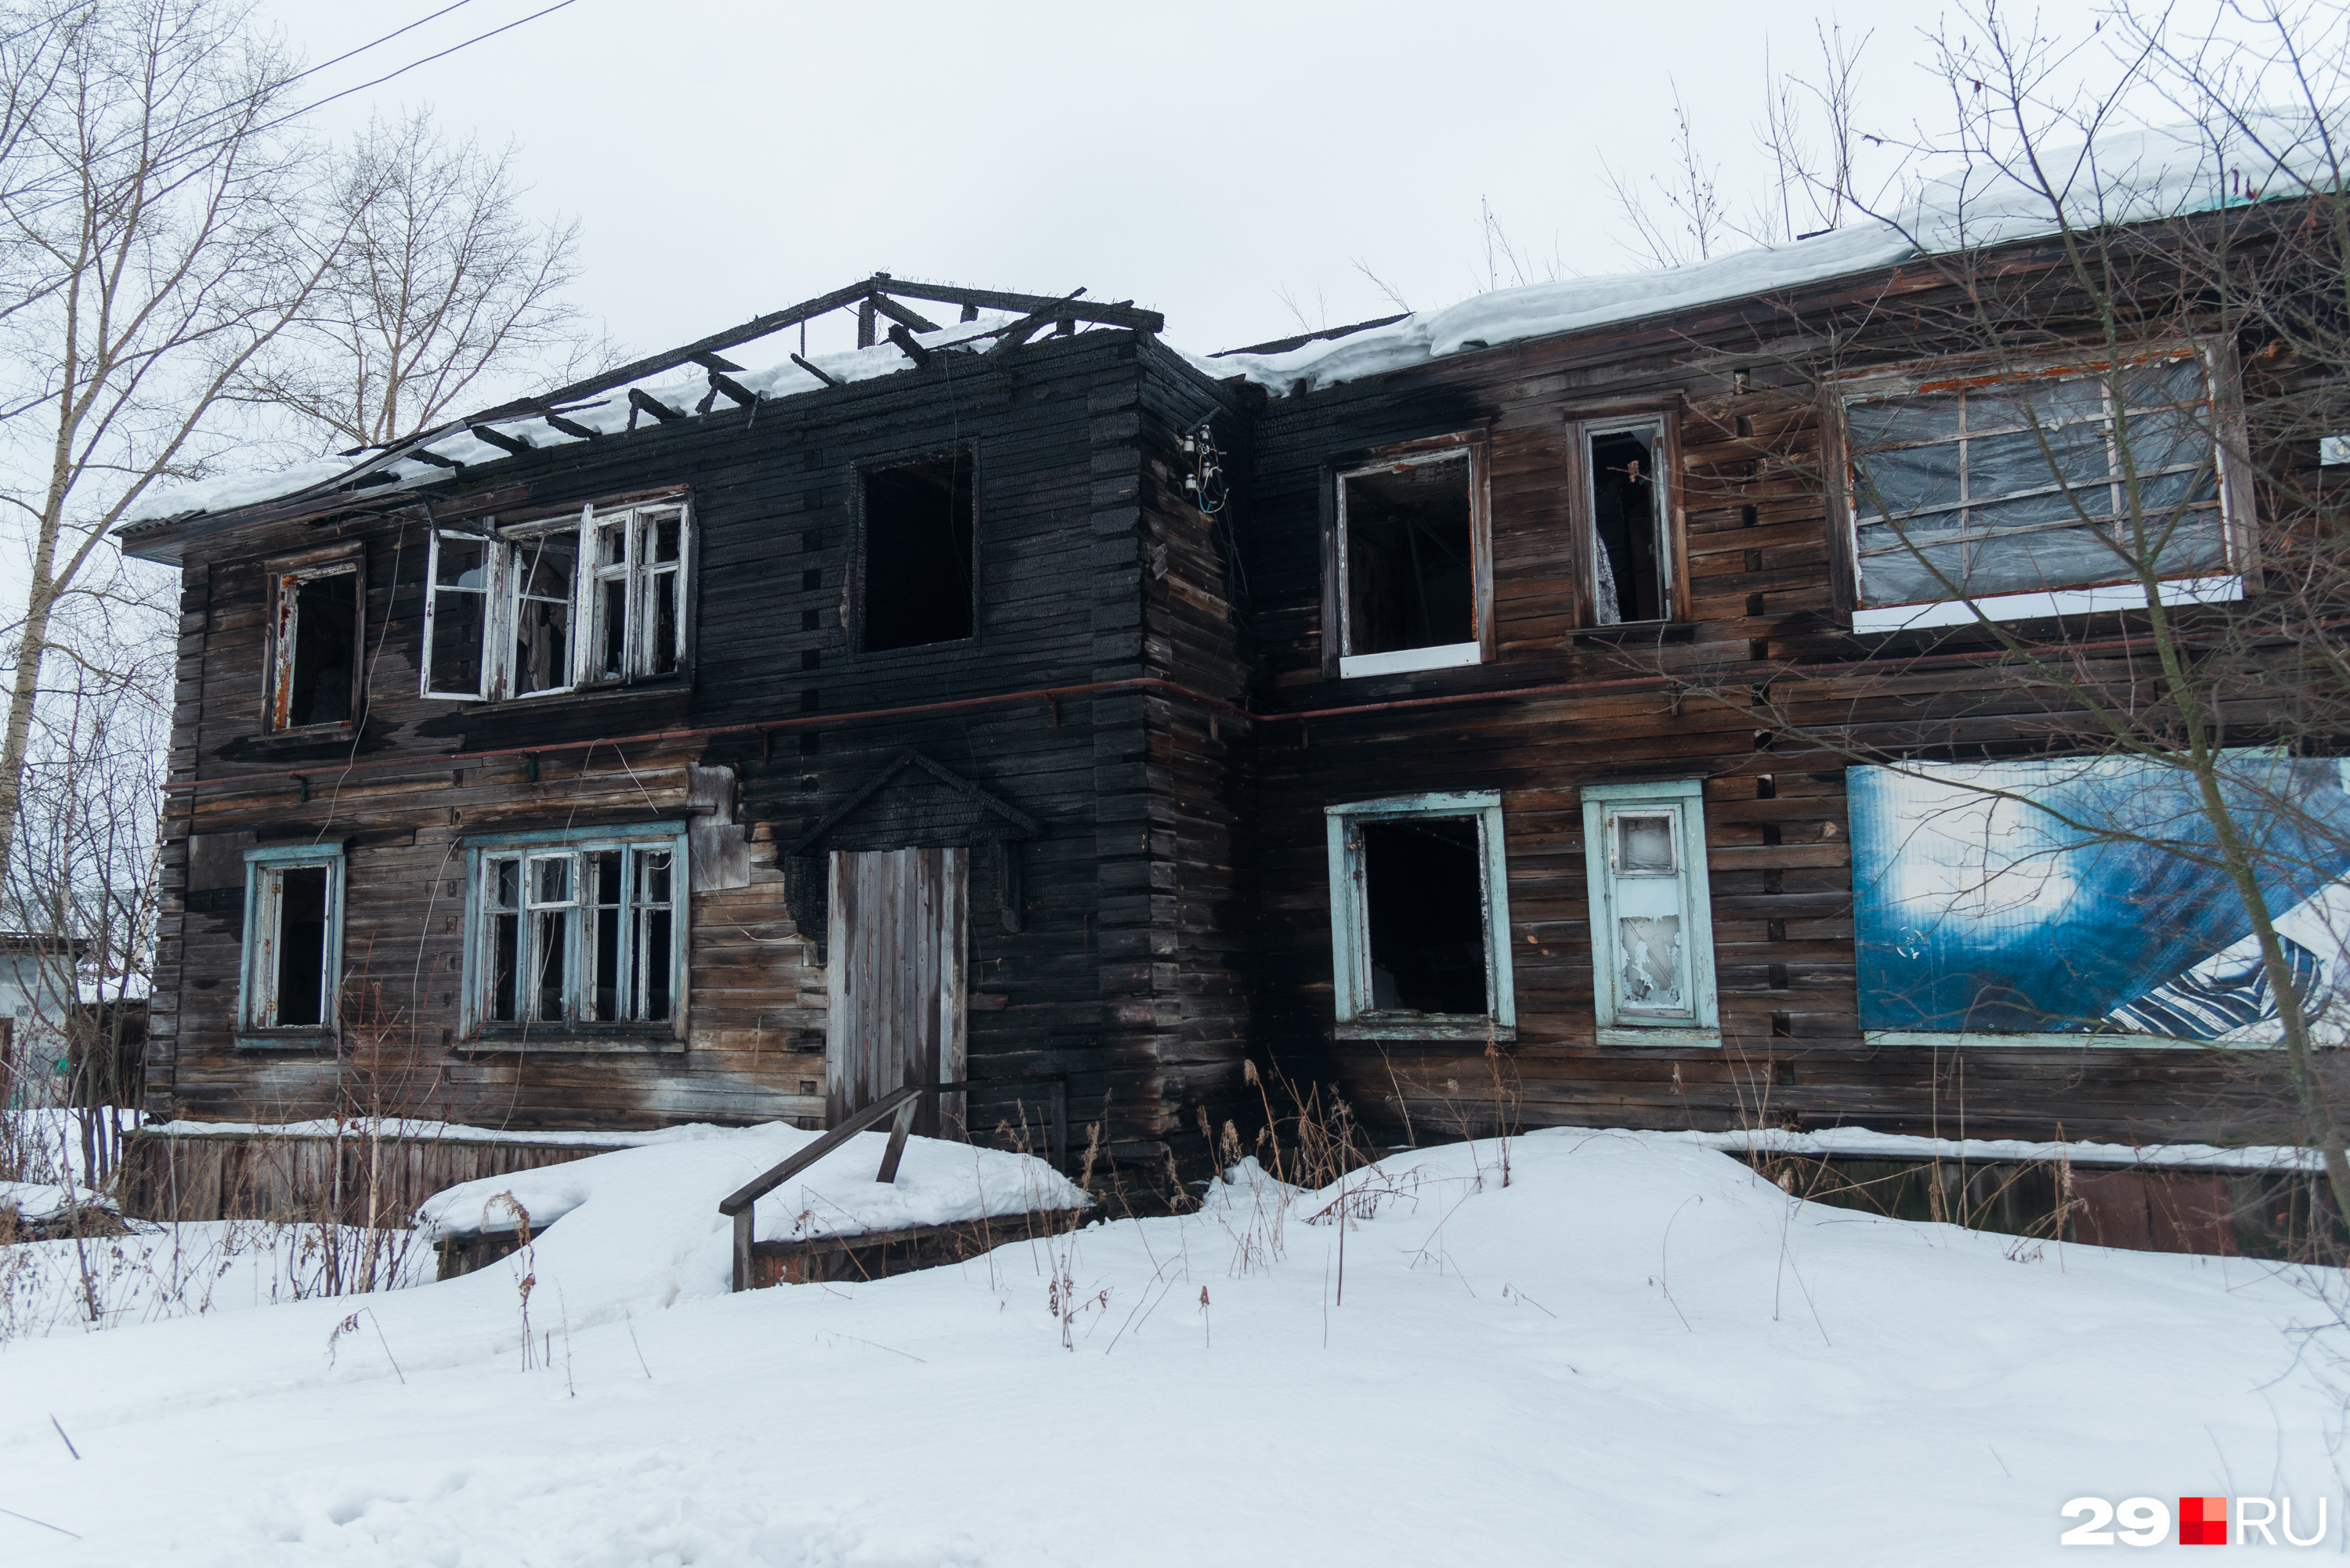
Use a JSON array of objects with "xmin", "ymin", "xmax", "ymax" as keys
[{"xmin": 120, "ymin": 274, "xmax": 1164, "ymax": 546}]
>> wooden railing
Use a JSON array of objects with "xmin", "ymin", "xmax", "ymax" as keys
[{"xmin": 718, "ymin": 1077, "xmax": 1068, "ymax": 1292}]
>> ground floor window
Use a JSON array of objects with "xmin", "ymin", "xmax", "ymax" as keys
[
  {"xmin": 240, "ymin": 844, "xmax": 344, "ymax": 1037},
  {"xmin": 1325, "ymin": 791, "xmax": 1514, "ymax": 1039},
  {"xmin": 463, "ymin": 825, "xmax": 689, "ymax": 1037},
  {"xmin": 1582, "ymin": 779, "xmax": 1719, "ymax": 1046}
]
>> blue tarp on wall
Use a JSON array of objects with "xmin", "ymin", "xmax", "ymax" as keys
[{"xmin": 1848, "ymin": 753, "xmax": 2350, "ymax": 1039}]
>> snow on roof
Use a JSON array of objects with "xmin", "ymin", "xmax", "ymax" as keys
[
  {"xmin": 1198, "ymin": 111, "xmax": 2345, "ymax": 396},
  {"xmin": 121, "ymin": 310, "xmax": 1035, "ymax": 529},
  {"xmin": 120, "ymin": 111, "xmax": 2344, "ymax": 531}
]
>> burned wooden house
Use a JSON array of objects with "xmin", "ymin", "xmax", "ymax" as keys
[{"xmin": 123, "ymin": 176, "xmax": 2350, "ymax": 1183}]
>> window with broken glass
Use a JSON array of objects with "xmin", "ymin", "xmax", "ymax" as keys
[
  {"xmin": 1844, "ymin": 355, "xmax": 2230, "ymax": 612},
  {"xmin": 1324, "ymin": 792, "xmax": 1516, "ymax": 1039},
  {"xmin": 463, "ymin": 827, "xmax": 689, "ymax": 1039},
  {"xmin": 266, "ymin": 559, "xmax": 360, "ymax": 732},
  {"xmin": 1581, "ymin": 779, "xmax": 1719, "ymax": 1045},
  {"xmin": 1574, "ymin": 415, "xmax": 1678, "ymax": 626},
  {"xmin": 1332, "ymin": 442, "xmax": 1490, "ymax": 678},
  {"xmin": 422, "ymin": 499, "xmax": 689, "ymax": 701},
  {"xmin": 239, "ymin": 845, "xmax": 343, "ymax": 1039}
]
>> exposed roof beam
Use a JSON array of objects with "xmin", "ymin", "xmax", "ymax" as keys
[
  {"xmin": 543, "ymin": 411, "xmax": 598, "ymax": 440},
  {"xmin": 869, "ymin": 279, "xmax": 1164, "ymax": 334},
  {"xmin": 630, "ymin": 388, "xmax": 685, "ymax": 424},
  {"xmin": 467, "ymin": 424, "xmax": 534, "ymax": 457},
  {"xmin": 690, "ymin": 351, "xmax": 747, "ymax": 373},
  {"xmin": 886, "ymin": 323, "xmax": 933, "ymax": 368},
  {"xmin": 408, "ymin": 448, "xmax": 461, "ymax": 469},
  {"xmin": 790, "ymin": 353, "xmax": 841, "ymax": 388},
  {"xmin": 706, "ymin": 370, "xmax": 759, "ymax": 407},
  {"xmin": 988, "ymin": 290, "xmax": 1090, "ymax": 357},
  {"xmin": 866, "ymin": 294, "xmax": 942, "ymax": 334}
]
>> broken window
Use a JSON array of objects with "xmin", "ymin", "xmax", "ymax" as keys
[
  {"xmin": 1581, "ymin": 779, "xmax": 1719, "ymax": 1043},
  {"xmin": 1845, "ymin": 354, "xmax": 2229, "ymax": 624},
  {"xmin": 862, "ymin": 448, "xmax": 975, "ymax": 651},
  {"xmin": 1578, "ymin": 417, "xmax": 1675, "ymax": 626},
  {"xmin": 469, "ymin": 829, "xmax": 685, "ymax": 1035},
  {"xmin": 240, "ymin": 846, "xmax": 343, "ymax": 1035},
  {"xmin": 1325, "ymin": 792, "xmax": 1516, "ymax": 1037},
  {"xmin": 267, "ymin": 563, "xmax": 360, "ymax": 730},
  {"xmin": 421, "ymin": 500, "xmax": 691, "ymax": 703},
  {"xmin": 1335, "ymin": 445, "xmax": 1487, "ymax": 677}
]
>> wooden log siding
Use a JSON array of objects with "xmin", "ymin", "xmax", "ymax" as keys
[
  {"xmin": 142, "ymin": 331, "xmax": 1263, "ymax": 1179},
  {"xmin": 1238, "ymin": 285, "xmax": 2306, "ymax": 1149},
  {"xmin": 136, "ymin": 248, "xmax": 2337, "ymax": 1174}
]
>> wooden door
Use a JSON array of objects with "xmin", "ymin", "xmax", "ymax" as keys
[{"xmin": 826, "ymin": 847, "xmax": 967, "ymax": 1135}]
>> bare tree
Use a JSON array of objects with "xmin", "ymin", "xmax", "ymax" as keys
[
  {"xmin": 243, "ymin": 107, "xmax": 608, "ymax": 450},
  {"xmin": 1752, "ymin": 20, "xmax": 1876, "ymax": 243},
  {"xmin": 0, "ymin": 0, "xmax": 344, "ymax": 896},
  {"xmin": 1603, "ymin": 82, "xmax": 1730, "ymax": 268}
]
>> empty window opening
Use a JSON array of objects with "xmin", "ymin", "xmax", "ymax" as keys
[
  {"xmin": 242, "ymin": 850, "xmax": 341, "ymax": 1034},
  {"xmin": 862, "ymin": 449, "xmax": 975, "ymax": 651},
  {"xmin": 269, "ymin": 565, "xmax": 359, "ymax": 730},
  {"xmin": 1361, "ymin": 818, "xmax": 1488, "ymax": 1015},
  {"xmin": 1340, "ymin": 453, "xmax": 1474, "ymax": 658},
  {"xmin": 1327, "ymin": 791, "xmax": 1516, "ymax": 1038},
  {"xmin": 1587, "ymin": 425, "xmax": 1669, "ymax": 624},
  {"xmin": 426, "ymin": 535, "xmax": 490, "ymax": 697},
  {"xmin": 269, "ymin": 865, "xmax": 330, "ymax": 1027}
]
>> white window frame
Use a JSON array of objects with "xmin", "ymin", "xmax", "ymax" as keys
[
  {"xmin": 1325, "ymin": 791, "xmax": 1515, "ymax": 1040},
  {"xmin": 1334, "ymin": 442, "xmax": 1491, "ymax": 680},
  {"xmin": 421, "ymin": 498, "xmax": 692, "ymax": 703},
  {"xmin": 266, "ymin": 557, "xmax": 361, "ymax": 733},
  {"xmin": 1582, "ymin": 779, "xmax": 1719, "ymax": 1046},
  {"xmin": 459, "ymin": 823, "xmax": 691, "ymax": 1047},
  {"xmin": 237, "ymin": 844, "xmax": 344, "ymax": 1044},
  {"xmin": 1840, "ymin": 347, "xmax": 2244, "ymax": 632}
]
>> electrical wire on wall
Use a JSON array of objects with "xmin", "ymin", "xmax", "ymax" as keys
[{"xmin": 1182, "ymin": 416, "xmax": 1248, "ymax": 609}]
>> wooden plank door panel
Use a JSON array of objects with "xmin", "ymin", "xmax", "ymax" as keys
[{"xmin": 825, "ymin": 847, "xmax": 966, "ymax": 1130}]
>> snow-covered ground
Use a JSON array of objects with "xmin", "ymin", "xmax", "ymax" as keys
[{"xmin": 0, "ymin": 1127, "xmax": 2341, "ymax": 1564}]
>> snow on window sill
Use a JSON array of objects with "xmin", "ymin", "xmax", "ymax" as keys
[
  {"xmin": 1339, "ymin": 641, "xmax": 1482, "ymax": 679},
  {"xmin": 1853, "ymin": 575, "xmax": 2243, "ymax": 634},
  {"xmin": 235, "ymin": 1033, "xmax": 336, "ymax": 1051}
]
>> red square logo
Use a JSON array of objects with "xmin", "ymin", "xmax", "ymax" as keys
[{"xmin": 2180, "ymin": 1497, "xmax": 2228, "ymax": 1546}]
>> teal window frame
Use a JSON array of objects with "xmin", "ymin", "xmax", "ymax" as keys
[
  {"xmin": 458, "ymin": 822, "xmax": 692, "ymax": 1047},
  {"xmin": 1325, "ymin": 790, "xmax": 1516, "ymax": 1042},
  {"xmin": 1582, "ymin": 779, "xmax": 1719, "ymax": 1046},
  {"xmin": 237, "ymin": 843, "xmax": 345, "ymax": 1048}
]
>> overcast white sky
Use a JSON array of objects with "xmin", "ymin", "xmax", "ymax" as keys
[{"xmin": 248, "ymin": 0, "xmax": 2131, "ymax": 368}]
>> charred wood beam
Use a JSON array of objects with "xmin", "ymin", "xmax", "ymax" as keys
[
  {"xmin": 867, "ymin": 278, "xmax": 1165, "ymax": 334},
  {"xmin": 886, "ymin": 324, "xmax": 933, "ymax": 368},
  {"xmin": 689, "ymin": 351, "xmax": 747, "ymax": 373},
  {"xmin": 407, "ymin": 448, "xmax": 461, "ymax": 469},
  {"xmin": 790, "ymin": 353, "xmax": 841, "ymax": 388},
  {"xmin": 476, "ymin": 273, "xmax": 890, "ymax": 419},
  {"xmin": 866, "ymin": 293, "xmax": 942, "ymax": 334},
  {"xmin": 629, "ymin": 388, "xmax": 685, "ymax": 424},
  {"xmin": 465, "ymin": 424, "xmax": 534, "ymax": 457},
  {"xmin": 856, "ymin": 298, "xmax": 876, "ymax": 349},
  {"xmin": 542, "ymin": 411, "xmax": 598, "ymax": 440},
  {"xmin": 704, "ymin": 370, "xmax": 759, "ymax": 408},
  {"xmin": 987, "ymin": 289, "xmax": 1090, "ymax": 356}
]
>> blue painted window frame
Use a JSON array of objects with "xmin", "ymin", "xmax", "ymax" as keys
[
  {"xmin": 1582, "ymin": 779, "xmax": 1720, "ymax": 1046},
  {"xmin": 237, "ymin": 842, "xmax": 345, "ymax": 1046},
  {"xmin": 1325, "ymin": 790, "xmax": 1516, "ymax": 1041},
  {"xmin": 458, "ymin": 822, "xmax": 692, "ymax": 1045}
]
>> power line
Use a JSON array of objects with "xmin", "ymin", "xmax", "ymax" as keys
[{"xmin": 7, "ymin": 0, "xmax": 583, "ymax": 222}]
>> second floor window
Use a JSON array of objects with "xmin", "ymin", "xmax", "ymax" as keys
[
  {"xmin": 266, "ymin": 555, "xmax": 361, "ymax": 732},
  {"xmin": 1332, "ymin": 436, "xmax": 1491, "ymax": 679},
  {"xmin": 423, "ymin": 498, "xmax": 690, "ymax": 701}
]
